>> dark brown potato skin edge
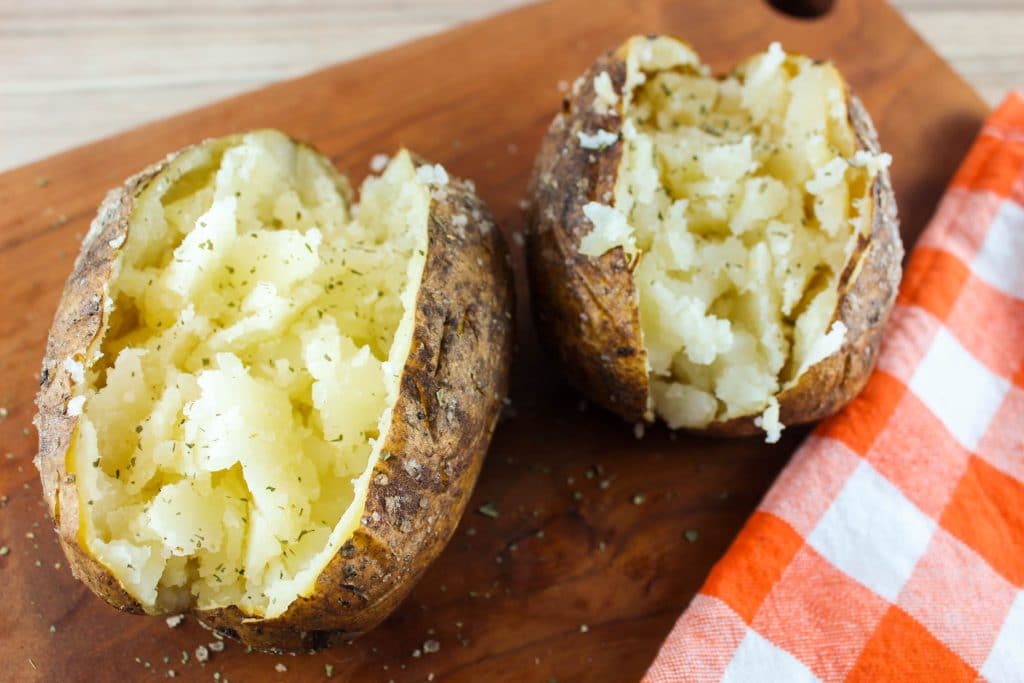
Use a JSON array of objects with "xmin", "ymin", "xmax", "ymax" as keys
[
  {"xmin": 526, "ymin": 39, "xmax": 902, "ymax": 435},
  {"xmin": 526, "ymin": 47, "xmax": 652, "ymax": 424},
  {"xmin": 33, "ymin": 139, "xmax": 514, "ymax": 653}
]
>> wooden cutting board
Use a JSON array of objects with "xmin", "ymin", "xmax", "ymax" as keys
[{"xmin": 0, "ymin": 1, "xmax": 988, "ymax": 681}]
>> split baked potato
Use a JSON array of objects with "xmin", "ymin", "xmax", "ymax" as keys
[
  {"xmin": 34, "ymin": 130, "xmax": 513, "ymax": 651},
  {"xmin": 528, "ymin": 36, "xmax": 901, "ymax": 441}
]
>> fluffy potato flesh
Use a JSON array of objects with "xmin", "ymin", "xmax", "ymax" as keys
[
  {"xmin": 579, "ymin": 38, "xmax": 890, "ymax": 441},
  {"xmin": 68, "ymin": 131, "xmax": 428, "ymax": 617}
]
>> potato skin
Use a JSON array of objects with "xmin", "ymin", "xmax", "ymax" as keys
[
  {"xmin": 33, "ymin": 140, "xmax": 513, "ymax": 652},
  {"xmin": 526, "ymin": 39, "xmax": 901, "ymax": 434},
  {"xmin": 527, "ymin": 48, "xmax": 652, "ymax": 424}
]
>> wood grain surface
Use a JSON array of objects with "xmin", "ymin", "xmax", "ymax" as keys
[
  {"xmin": 0, "ymin": 0, "xmax": 989, "ymax": 681},
  {"xmin": 1, "ymin": 0, "xmax": 1020, "ymax": 171}
]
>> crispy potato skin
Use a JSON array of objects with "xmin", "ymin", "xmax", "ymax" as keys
[
  {"xmin": 527, "ymin": 40, "xmax": 901, "ymax": 434},
  {"xmin": 33, "ymin": 142, "xmax": 513, "ymax": 652},
  {"xmin": 36, "ymin": 163, "xmax": 163, "ymax": 619},
  {"xmin": 526, "ymin": 49, "xmax": 652, "ymax": 424}
]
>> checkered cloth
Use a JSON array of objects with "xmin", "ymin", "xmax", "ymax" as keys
[{"xmin": 644, "ymin": 93, "xmax": 1024, "ymax": 683}]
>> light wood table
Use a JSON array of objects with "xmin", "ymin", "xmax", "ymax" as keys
[{"xmin": 1, "ymin": 0, "xmax": 1021, "ymax": 172}]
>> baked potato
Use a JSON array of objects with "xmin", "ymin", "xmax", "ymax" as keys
[
  {"xmin": 33, "ymin": 130, "xmax": 513, "ymax": 652},
  {"xmin": 527, "ymin": 36, "xmax": 901, "ymax": 441}
]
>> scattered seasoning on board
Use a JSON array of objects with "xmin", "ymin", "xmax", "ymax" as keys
[
  {"xmin": 685, "ymin": 529, "xmax": 700, "ymax": 543},
  {"xmin": 476, "ymin": 502, "xmax": 499, "ymax": 518}
]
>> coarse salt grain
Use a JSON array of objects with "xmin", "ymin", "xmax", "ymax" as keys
[
  {"xmin": 577, "ymin": 129, "xmax": 619, "ymax": 150},
  {"xmin": 63, "ymin": 357, "xmax": 85, "ymax": 384},
  {"xmin": 65, "ymin": 395, "xmax": 86, "ymax": 417},
  {"xmin": 416, "ymin": 164, "xmax": 449, "ymax": 186},
  {"xmin": 369, "ymin": 153, "xmax": 390, "ymax": 173}
]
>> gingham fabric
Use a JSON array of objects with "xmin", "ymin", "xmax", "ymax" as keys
[{"xmin": 645, "ymin": 93, "xmax": 1024, "ymax": 683}]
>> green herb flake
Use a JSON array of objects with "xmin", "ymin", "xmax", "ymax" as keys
[{"xmin": 477, "ymin": 502, "xmax": 499, "ymax": 519}]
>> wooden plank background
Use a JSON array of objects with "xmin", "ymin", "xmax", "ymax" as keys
[{"xmin": 1, "ymin": 0, "xmax": 1022, "ymax": 172}]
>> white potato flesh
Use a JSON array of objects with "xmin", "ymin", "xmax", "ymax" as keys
[
  {"xmin": 582, "ymin": 38, "xmax": 890, "ymax": 441},
  {"xmin": 70, "ymin": 131, "xmax": 429, "ymax": 617}
]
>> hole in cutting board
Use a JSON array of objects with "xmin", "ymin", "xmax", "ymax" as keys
[{"xmin": 766, "ymin": 0, "xmax": 835, "ymax": 18}]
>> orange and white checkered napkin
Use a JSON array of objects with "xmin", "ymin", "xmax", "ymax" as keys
[{"xmin": 645, "ymin": 93, "xmax": 1024, "ymax": 683}]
